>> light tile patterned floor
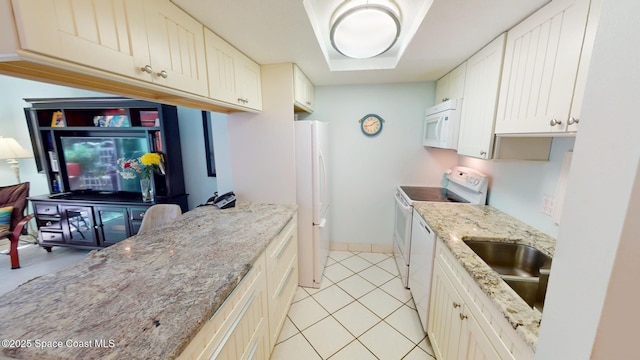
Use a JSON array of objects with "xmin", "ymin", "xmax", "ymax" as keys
[{"xmin": 270, "ymin": 250, "xmax": 436, "ymax": 360}]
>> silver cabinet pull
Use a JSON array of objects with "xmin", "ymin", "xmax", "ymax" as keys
[
  {"xmin": 453, "ymin": 302, "xmax": 461, "ymax": 308},
  {"xmin": 480, "ymin": 151, "xmax": 487, "ymax": 156},
  {"xmin": 459, "ymin": 313, "xmax": 468, "ymax": 320},
  {"xmin": 141, "ymin": 65, "xmax": 153, "ymax": 74},
  {"xmin": 568, "ymin": 116, "xmax": 580, "ymax": 125},
  {"xmin": 157, "ymin": 70, "xmax": 168, "ymax": 79},
  {"xmin": 550, "ymin": 118, "xmax": 562, "ymax": 126}
]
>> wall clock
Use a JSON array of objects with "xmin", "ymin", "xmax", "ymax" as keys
[{"xmin": 359, "ymin": 114, "xmax": 384, "ymax": 136}]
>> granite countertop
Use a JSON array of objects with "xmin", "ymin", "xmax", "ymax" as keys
[
  {"xmin": 0, "ymin": 203, "xmax": 297, "ymax": 360},
  {"xmin": 412, "ymin": 202, "xmax": 556, "ymax": 351}
]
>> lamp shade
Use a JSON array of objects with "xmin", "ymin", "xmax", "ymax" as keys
[{"xmin": 0, "ymin": 137, "xmax": 32, "ymax": 160}]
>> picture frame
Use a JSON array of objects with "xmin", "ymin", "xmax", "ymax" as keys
[
  {"xmin": 51, "ymin": 111, "xmax": 65, "ymax": 127},
  {"xmin": 202, "ymin": 111, "xmax": 216, "ymax": 177}
]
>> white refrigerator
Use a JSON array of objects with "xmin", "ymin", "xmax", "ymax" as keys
[{"xmin": 295, "ymin": 120, "xmax": 330, "ymax": 288}]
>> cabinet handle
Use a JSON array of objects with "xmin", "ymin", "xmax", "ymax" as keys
[
  {"xmin": 549, "ymin": 118, "xmax": 562, "ymax": 126},
  {"xmin": 46, "ymin": 221, "xmax": 52, "ymax": 226},
  {"xmin": 568, "ymin": 116, "xmax": 580, "ymax": 125},
  {"xmin": 452, "ymin": 302, "xmax": 461, "ymax": 308},
  {"xmin": 459, "ymin": 313, "xmax": 468, "ymax": 321},
  {"xmin": 441, "ymin": 97, "xmax": 449, "ymax": 102},
  {"xmin": 306, "ymin": 101, "xmax": 311, "ymax": 105},
  {"xmin": 141, "ymin": 65, "xmax": 153, "ymax": 74},
  {"xmin": 140, "ymin": 212, "xmax": 145, "ymax": 218},
  {"xmin": 210, "ymin": 293, "xmax": 257, "ymax": 360},
  {"xmin": 480, "ymin": 151, "xmax": 487, "ymax": 156},
  {"xmin": 157, "ymin": 70, "xmax": 168, "ymax": 79}
]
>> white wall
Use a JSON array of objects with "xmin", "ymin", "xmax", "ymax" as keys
[
  {"xmin": 310, "ymin": 82, "xmax": 458, "ymax": 246},
  {"xmin": 176, "ymin": 106, "xmax": 217, "ymax": 209},
  {"xmin": 536, "ymin": 0, "xmax": 640, "ymax": 357},
  {"xmin": 458, "ymin": 137, "xmax": 575, "ymax": 238},
  {"xmin": 227, "ymin": 63, "xmax": 297, "ymax": 204}
]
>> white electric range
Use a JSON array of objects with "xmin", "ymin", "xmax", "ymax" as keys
[{"xmin": 393, "ymin": 166, "xmax": 489, "ymax": 288}]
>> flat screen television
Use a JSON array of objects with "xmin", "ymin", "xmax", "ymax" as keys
[{"xmin": 59, "ymin": 136, "xmax": 150, "ymax": 193}]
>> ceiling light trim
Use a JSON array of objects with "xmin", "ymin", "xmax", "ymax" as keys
[{"xmin": 329, "ymin": 3, "xmax": 402, "ymax": 59}]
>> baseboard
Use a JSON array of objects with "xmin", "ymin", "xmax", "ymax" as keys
[{"xmin": 329, "ymin": 242, "xmax": 393, "ymax": 254}]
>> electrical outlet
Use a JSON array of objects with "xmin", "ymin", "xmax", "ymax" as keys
[{"xmin": 542, "ymin": 195, "xmax": 554, "ymax": 216}]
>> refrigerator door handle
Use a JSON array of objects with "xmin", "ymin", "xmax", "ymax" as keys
[{"xmin": 319, "ymin": 149, "xmax": 328, "ymax": 206}]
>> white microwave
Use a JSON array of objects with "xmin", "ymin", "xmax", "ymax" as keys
[{"xmin": 422, "ymin": 99, "xmax": 462, "ymax": 149}]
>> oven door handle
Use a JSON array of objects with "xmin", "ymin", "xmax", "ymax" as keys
[{"xmin": 395, "ymin": 192, "xmax": 412, "ymax": 212}]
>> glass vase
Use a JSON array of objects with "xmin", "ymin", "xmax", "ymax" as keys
[{"xmin": 140, "ymin": 178, "xmax": 154, "ymax": 202}]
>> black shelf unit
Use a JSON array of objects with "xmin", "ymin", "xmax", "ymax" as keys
[{"xmin": 24, "ymin": 97, "xmax": 188, "ymax": 249}]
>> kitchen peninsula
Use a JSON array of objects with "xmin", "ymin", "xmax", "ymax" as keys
[{"xmin": 0, "ymin": 203, "xmax": 297, "ymax": 360}]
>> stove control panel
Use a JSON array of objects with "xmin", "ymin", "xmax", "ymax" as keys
[{"xmin": 447, "ymin": 166, "xmax": 488, "ymax": 193}]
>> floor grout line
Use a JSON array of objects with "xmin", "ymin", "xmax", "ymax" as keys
[{"xmin": 273, "ymin": 251, "xmax": 434, "ymax": 359}]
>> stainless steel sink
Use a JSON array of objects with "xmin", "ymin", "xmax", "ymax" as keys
[{"xmin": 464, "ymin": 240, "xmax": 551, "ymax": 311}]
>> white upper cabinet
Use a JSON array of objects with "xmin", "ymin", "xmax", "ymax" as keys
[
  {"xmin": 494, "ymin": 0, "xmax": 592, "ymax": 134},
  {"xmin": 11, "ymin": 0, "xmax": 146, "ymax": 80},
  {"xmin": 293, "ymin": 64, "xmax": 314, "ymax": 113},
  {"xmin": 11, "ymin": 0, "xmax": 208, "ymax": 97},
  {"xmin": 457, "ymin": 34, "xmax": 506, "ymax": 159},
  {"xmin": 204, "ymin": 29, "xmax": 262, "ymax": 111},
  {"xmin": 435, "ymin": 62, "xmax": 467, "ymax": 104},
  {"xmin": 137, "ymin": 0, "xmax": 208, "ymax": 96}
]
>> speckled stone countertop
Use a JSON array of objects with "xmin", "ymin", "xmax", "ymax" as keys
[
  {"xmin": 413, "ymin": 203, "xmax": 556, "ymax": 351},
  {"xmin": 0, "ymin": 203, "xmax": 297, "ymax": 360}
]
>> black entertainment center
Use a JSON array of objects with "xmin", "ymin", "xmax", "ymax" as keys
[{"xmin": 24, "ymin": 97, "xmax": 188, "ymax": 250}]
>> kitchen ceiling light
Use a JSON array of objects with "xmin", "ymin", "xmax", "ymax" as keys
[{"xmin": 330, "ymin": 1, "xmax": 401, "ymax": 59}]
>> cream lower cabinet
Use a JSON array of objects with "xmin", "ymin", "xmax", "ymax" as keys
[
  {"xmin": 204, "ymin": 28, "xmax": 263, "ymax": 111},
  {"xmin": 11, "ymin": 0, "xmax": 208, "ymax": 97},
  {"xmin": 428, "ymin": 239, "xmax": 534, "ymax": 360},
  {"xmin": 178, "ymin": 215, "xmax": 297, "ymax": 360},
  {"xmin": 265, "ymin": 215, "xmax": 298, "ymax": 348}
]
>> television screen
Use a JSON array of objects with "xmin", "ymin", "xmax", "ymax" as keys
[{"xmin": 60, "ymin": 136, "xmax": 149, "ymax": 192}]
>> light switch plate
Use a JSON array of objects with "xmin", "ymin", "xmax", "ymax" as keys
[{"xmin": 542, "ymin": 195, "xmax": 554, "ymax": 216}]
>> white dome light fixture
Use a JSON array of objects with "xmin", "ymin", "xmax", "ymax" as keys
[{"xmin": 330, "ymin": 0, "xmax": 402, "ymax": 59}]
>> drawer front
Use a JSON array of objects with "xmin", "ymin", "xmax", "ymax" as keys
[
  {"xmin": 266, "ymin": 216, "xmax": 297, "ymax": 292},
  {"xmin": 129, "ymin": 208, "xmax": 148, "ymax": 221},
  {"xmin": 35, "ymin": 203, "xmax": 60, "ymax": 216},
  {"xmin": 37, "ymin": 218, "xmax": 62, "ymax": 230},
  {"xmin": 39, "ymin": 231, "xmax": 65, "ymax": 244}
]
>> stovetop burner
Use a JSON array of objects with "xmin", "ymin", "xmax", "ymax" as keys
[{"xmin": 399, "ymin": 186, "xmax": 469, "ymax": 203}]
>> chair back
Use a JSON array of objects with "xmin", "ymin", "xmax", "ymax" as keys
[
  {"xmin": 137, "ymin": 204, "xmax": 182, "ymax": 235},
  {"xmin": 0, "ymin": 182, "xmax": 30, "ymax": 230}
]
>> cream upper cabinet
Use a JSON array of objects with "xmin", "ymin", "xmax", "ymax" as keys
[
  {"xmin": 457, "ymin": 34, "xmax": 507, "ymax": 159},
  {"xmin": 11, "ymin": 0, "xmax": 147, "ymax": 80},
  {"xmin": 494, "ymin": 0, "xmax": 592, "ymax": 134},
  {"xmin": 11, "ymin": 0, "xmax": 208, "ymax": 97},
  {"xmin": 293, "ymin": 64, "xmax": 314, "ymax": 113},
  {"xmin": 139, "ymin": 0, "xmax": 208, "ymax": 96},
  {"xmin": 204, "ymin": 29, "xmax": 263, "ymax": 111},
  {"xmin": 434, "ymin": 62, "xmax": 467, "ymax": 104}
]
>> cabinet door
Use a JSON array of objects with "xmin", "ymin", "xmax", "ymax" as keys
[
  {"xmin": 12, "ymin": 0, "xmax": 149, "ymax": 81},
  {"xmin": 204, "ymin": 29, "xmax": 262, "ymax": 111},
  {"xmin": 293, "ymin": 65, "xmax": 314, "ymax": 112},
  {"xmin": 495, "ymin": 0, "xmax": 590, "ymax": 134},
  {"xmin": 61, "ymin": 206, "xmax": 96, "ymax": 246},
  {"xmin": 428, "ymin": 260, "xmax": 464, "ymax": 360},
  {"xmin": 459, "ymin": 306, "xmax": 502, "ymax": 360},
  {"xmin": 435, "ymin": 62, "xmax": 467, "ymax": 103},
  {"xmin": 458, "ymin": 34, "xmax": 506, "ymax": 159},
  {"xmin": 95, "ymin": 206, "xmax": 129, "ymax": 246},
  {"xmin": 141, "ymin": 0, "xmax": 208, "ymax": 96}
]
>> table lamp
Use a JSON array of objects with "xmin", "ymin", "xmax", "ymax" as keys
[{"xmin": 0, "ymin": 136, "xmax": 32, "ymax": 183}]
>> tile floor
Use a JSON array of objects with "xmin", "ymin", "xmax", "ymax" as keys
[{"xmin": 271, "ymin": 251, "xmax": 436, "ymax": 360}]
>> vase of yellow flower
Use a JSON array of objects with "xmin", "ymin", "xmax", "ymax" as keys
[{"xmin": 117, "ymin": 152, "xmax": 165, "ymax": 202}]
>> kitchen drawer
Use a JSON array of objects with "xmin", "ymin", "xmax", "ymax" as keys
[
  {"xmin": 266, "ymin": 215, "xmax": 297, "ymax": 293},
  {"xmin": 39, "ymin": 231, "xmax": 65, "ymax": 244},
  {"xmin": 35, "ymin": 203, "xmax": 59, "ymax": 216}
]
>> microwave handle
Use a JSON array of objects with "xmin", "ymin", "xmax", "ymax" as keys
[{"xmin": 435, "ymin": 115, "xmax": 443, "ymax": 144}]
